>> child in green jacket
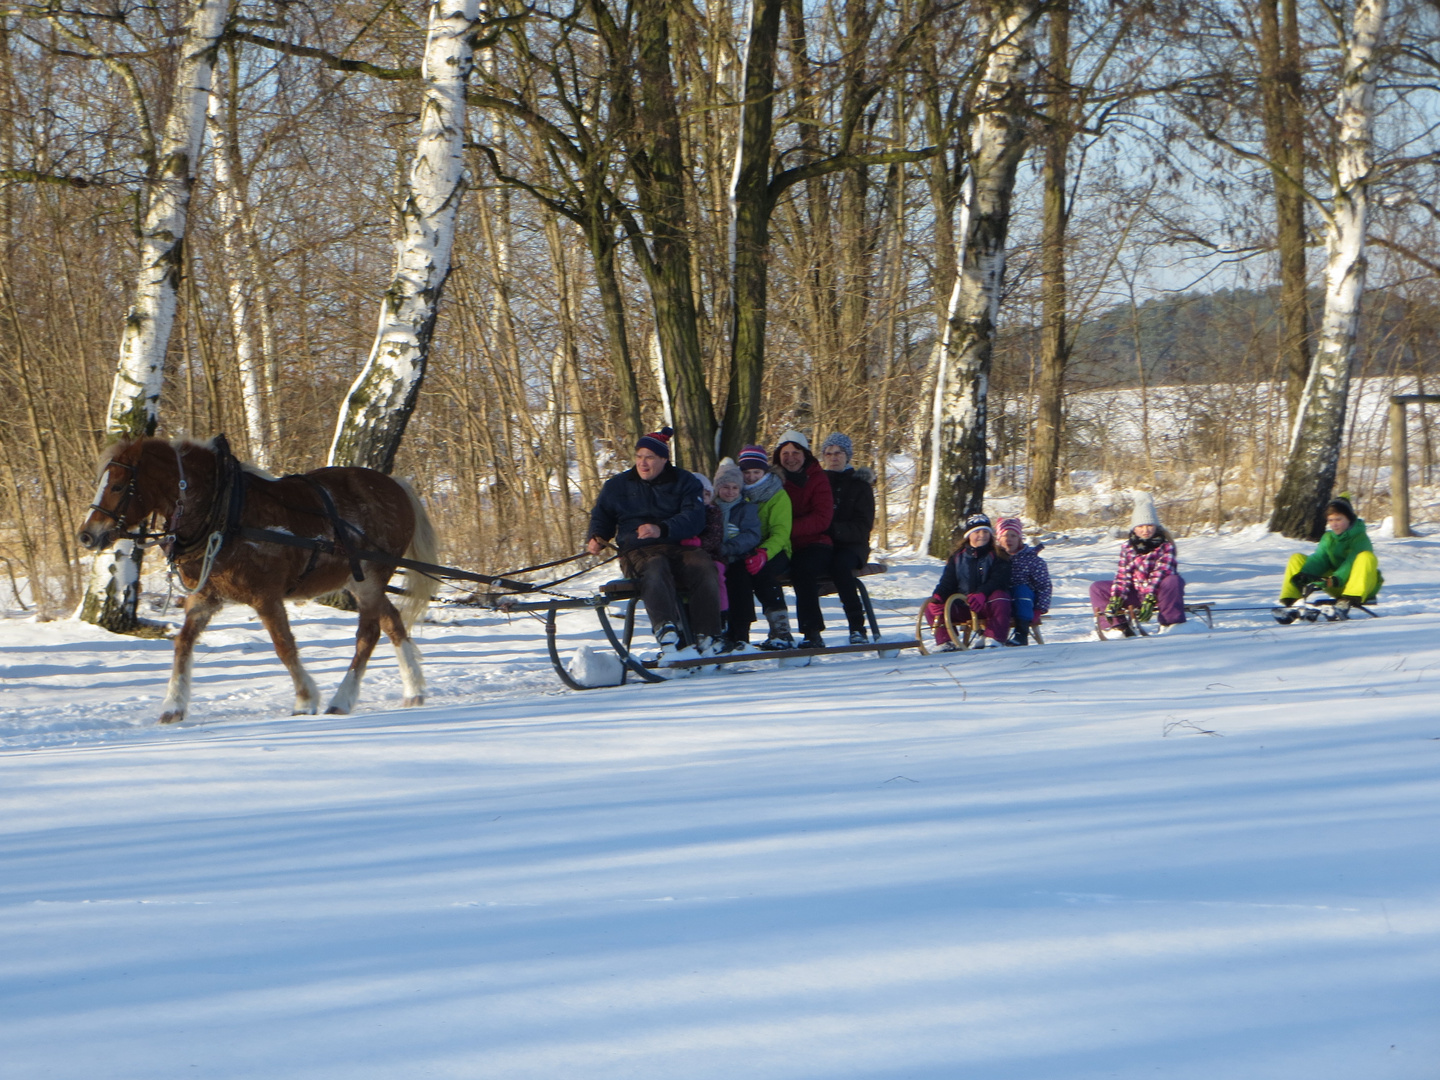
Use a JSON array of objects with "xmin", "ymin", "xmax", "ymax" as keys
[{"xmin": 1276, "ymin": 497, "xmax": 1382, "ymax": 619}]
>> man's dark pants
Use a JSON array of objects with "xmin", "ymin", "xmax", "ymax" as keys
[{"xmin": 621, "ymin": 544, "xmax": 722, "ymax": 641}]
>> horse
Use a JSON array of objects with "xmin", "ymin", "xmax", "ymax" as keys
[{"xmin": 77, "ymin": 435, "xmax": 440, "ymax": 724}]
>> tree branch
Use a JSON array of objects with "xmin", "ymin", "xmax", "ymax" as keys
[{"xmin": 228, "ymin": 30, "xmax": 420, "ymax": 80}]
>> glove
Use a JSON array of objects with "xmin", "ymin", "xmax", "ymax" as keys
[
  {"xmin": 1105, "ymin": 593, "xmax": 1125, "ymax": 616},
  {"xmin": 724, "ymin": 520, "xmax": 739, "ymax": 540},
  {"xmin": 1138, "ymin": 596, "xmax": 1156, "ymax": 622},
  {"xmin": 745, "ymin": 549, "xmax": 768, "ymax": 576}
]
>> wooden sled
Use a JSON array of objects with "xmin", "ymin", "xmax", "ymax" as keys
[{"xmin": 915, "ymin": 594, "xmax": 1045, "ymax": 655}]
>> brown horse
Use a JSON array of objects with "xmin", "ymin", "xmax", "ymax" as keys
[{"xmin": 77, "ymin": 436, "xmax": 440, "ymax": 724}]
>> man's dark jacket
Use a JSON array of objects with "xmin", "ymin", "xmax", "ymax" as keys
[{"xmin": 588, "ymin": 463, "xmax": 707, "ymax": 553}]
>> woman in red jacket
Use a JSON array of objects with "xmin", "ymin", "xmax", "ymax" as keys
[{"xmin": 774, "ymin": 430, "xmax": 834, "ymax": 648}]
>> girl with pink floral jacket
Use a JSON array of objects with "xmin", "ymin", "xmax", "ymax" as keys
[{"xmin": 1089, "ymin": 492, "xmax": 1186, "ymax": 630}]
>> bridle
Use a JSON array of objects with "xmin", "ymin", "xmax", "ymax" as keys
[
  {"xmin": 88, "ymin": 446, "xmax": 203, "ymax": 549},
  {"xmin": 88, "ymin": 457, "xmax": 168, "ymax": 546}
]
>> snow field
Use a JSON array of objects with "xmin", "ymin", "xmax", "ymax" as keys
[{"xmin": 1, "ymin": 527, "xmax": 1437, "ymax": 1078}]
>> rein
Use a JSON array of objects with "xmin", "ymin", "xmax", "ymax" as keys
[{"xmin": 105, "ymin": 434, "xmax": 608, "ymax": 600}]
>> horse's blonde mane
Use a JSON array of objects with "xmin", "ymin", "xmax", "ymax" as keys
[{"xmin": 175, "ymin": 435, "xmax": 279, "ymax": 480}]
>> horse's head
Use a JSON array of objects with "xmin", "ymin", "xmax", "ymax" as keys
[{"xmin": 77, "ymin": 439, "xmax": 152, "ymax": 551}]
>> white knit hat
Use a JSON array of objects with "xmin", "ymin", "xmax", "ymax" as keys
[
  {"xmin": 775, "ymin": 428, "xmax": 811, "ymax": 453},
  {"xmin": 1130, "ymin": 491, "xmax": 1160, "ymax": 529}
]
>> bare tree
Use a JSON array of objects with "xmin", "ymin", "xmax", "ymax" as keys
[{"xmin": 329, "ymin": 0, "xmax": 480, "ymax": 472}]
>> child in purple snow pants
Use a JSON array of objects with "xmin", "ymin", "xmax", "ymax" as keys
[
  {"xmin": 1088, "ymin": 575, "xmax": 1186, "ymax": 627},
  {"xmin": 1091, "ymin": 492, "xmax": 1186, "ymax": 628},
  {"xmin": 925, "ymin": 591, "xmax": 1014, "ymax": 644}
]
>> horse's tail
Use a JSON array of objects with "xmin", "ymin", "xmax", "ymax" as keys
[{"xmin": 395, "ymin": 477, "xmax": 440, "ymax": 630}]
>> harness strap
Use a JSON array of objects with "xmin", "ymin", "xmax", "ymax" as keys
[
  {"xmin": 235, "ymin": 524, "xmax": 546, "ymax": 592},
  {"xmin": 301, "ymin": 476, "xmax": 366, "ymax": 582}
]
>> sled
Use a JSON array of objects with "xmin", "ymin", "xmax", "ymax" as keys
[
  {"xmin": 914, "ymin": 593, "xmax": 1045, "ymax": 654},
  {"xmin": 1272, "ymin": 594, "xmax": 1379, "ymax": 624},
  {"xmin": 506, "ymin": 561, "xmax": 920, "ymax": 689},
  {"xmin": 1094, "ymin": 600, "xmax": 1215, "ymax": 639}
]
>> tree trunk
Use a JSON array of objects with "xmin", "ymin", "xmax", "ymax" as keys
[
  {"xmin": 1259, "ymin": 0, "xmax": 1312, "ymax": 426},
  {"xmin": 80, "ymin": 0, "xmax": 229, "ymax": 632},
  {"xmin": 329, "ymin": 0, "xmax": 478, "ymax": 472},
  {"xmin": 1269, "ymin": 0, "xmax": 1385, "ymax": 540},
  {"xmin": 1025, "ymin": 0, "xmax": 1071, "ymax": 526},
  {"xmin": 721, "ymin": 0, "xmax": 783, "ymax": 460},
  {"xmin": 208, "ymin": 50, "xmax": 271, "ymax": 468},
  {"xmin": 931, "ymin": 0, "xmax": 1035, "ymax": 555},
  {"xmin": 588, "ymin": 221, "xmax": 645, "ymax": 444},
  {"xmin": 625, "ymin": 0, "xmax": 718, "ymax": 474}
]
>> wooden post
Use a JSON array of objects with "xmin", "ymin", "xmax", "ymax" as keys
[
  {"xmin": 1389, "ymin": 394, "xmax": 1440, "ymax": 538},
  {"xmin": 1391, "ymin": 398, "xmax": 1411, "ymax": 537}
]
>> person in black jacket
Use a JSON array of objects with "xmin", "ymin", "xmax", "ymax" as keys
[
  {"xmin": 585, "ymin": 427, "xmax": 721, "ymax": 654},
  {"xmin": 921, "ymin": 513, "xmax": 1014, "ymax": 649},
  {"xmin": 820, "ymin": 432, "xmax": 876, "ymax": 644}
]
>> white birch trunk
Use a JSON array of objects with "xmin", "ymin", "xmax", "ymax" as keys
[
  {"xmin": 919, "ymin": 177, "xmax": 973, "ymax": 554},
  {"xmin": 329, "ymin": 0, "xmax": 480, "ymax": 472},
  {"xmin": 206, "ymin": 75, "xmax": 271, "ymax": 468},
  {"xmin": 79, "ymin": 0, "xmax": 229, "ymax": 630},
  {"xmin": 931, "ymin": 0, "xmax": 1035, "ymax": 553},
  {"xmin": 1269, "ymin": 0, "xmax": 1385, "ymax": 540},
  {"xmin": 103, "ymin": 0, "xmax": 229, "ymax": 438}
]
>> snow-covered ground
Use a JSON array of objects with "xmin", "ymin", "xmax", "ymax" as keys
[{"xmin": 2, "ymin": 527, "xmax": 1438, "ymax": 1078}]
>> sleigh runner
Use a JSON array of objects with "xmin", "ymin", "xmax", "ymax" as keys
[{"xmin": 495, "ymin": 561, "xmax": 921, "ymax": 690}]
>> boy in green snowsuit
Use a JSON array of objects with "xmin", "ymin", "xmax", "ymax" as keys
[{"xmin": 1277, "ymin": 497, "xmax": 1382, "ymax": 616}]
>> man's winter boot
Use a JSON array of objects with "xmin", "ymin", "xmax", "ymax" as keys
[
  {"xmin": 759, "ymin": 609, "xmax": 795, "ymax": 650},
  {"xmin": 848, "ymin": 630, "xmax": 869, "ymax": 645}
]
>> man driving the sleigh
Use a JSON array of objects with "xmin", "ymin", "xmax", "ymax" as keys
[{"xmin": 585, "ymin": 427, "xmax": 723, "ymax": 657}]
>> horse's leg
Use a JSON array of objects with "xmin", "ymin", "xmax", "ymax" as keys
[
  {"xmin": 253, "ymin": 596, "xmax": 321, "ymax": 715},
  {"xmin": 378, "ymin": 598, "xmax": 426, "ymax": 707},
  {"xmin": 325, "ymin": 585, "xmax": 385, "ymax": 715},
  {"xmin": 159, "ymin": 592, "xmax": 224, "ymax": 725}
]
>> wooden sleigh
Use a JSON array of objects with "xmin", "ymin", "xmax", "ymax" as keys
[{"xmin": 500, "ymin": 562, "xmax": 921, "ymax": 689}]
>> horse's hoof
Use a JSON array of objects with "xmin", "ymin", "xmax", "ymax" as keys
[
  {"xmin": 293, "ymin": 705, "xmax": 318, "ymax": 716},
  {"xmin": 158, "ymin": 710, "xmax": 184, "ymax": 725},
  {"xmin": 402, "ymin": 695, "xmax": 424, "ymax": 707},
  {"xmin": 324, "ymin": 705, "xmax": 349, "ymax": 715}
]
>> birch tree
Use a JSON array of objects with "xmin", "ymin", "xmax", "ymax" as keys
[
  {"xmin": 1269, "ymin": 0, "xmax": 1385, "ymax": 540},
  {"xmin": 207, "ymin": 49, "xmax": 274, "ymax": 468},
  {"xmin": 931, "ymin": 0, "xmax": 1035, "ymax": 554},
  {"xmin": 329, "ymin": 0, "xmax": 480, "ymax": 473},
  {"xmin": 78, "ymin": 0, "xmax": 231, "ymax": 631}
]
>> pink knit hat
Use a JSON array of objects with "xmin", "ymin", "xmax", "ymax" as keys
[{"xmin": 997, "ymin": 517, "xmax": 1024, "ymax": 537}]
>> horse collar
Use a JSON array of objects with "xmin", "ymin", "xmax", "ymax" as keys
[{"xmin": 166, "ymin": 436, "xmax": 245, "ymax": 563}]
